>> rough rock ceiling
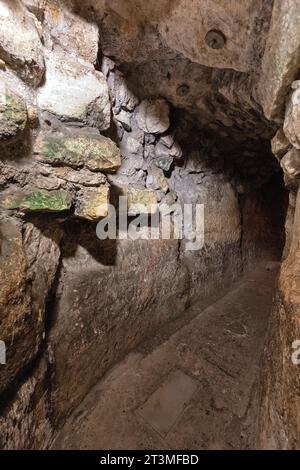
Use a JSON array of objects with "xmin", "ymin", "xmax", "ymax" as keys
[{"xmin": 68, "ymin": 0, "xmax": 276, "ymax": 142}]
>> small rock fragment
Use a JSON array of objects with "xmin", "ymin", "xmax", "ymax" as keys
[
  {"xmin": 114, "ymin": 109, "xmax": 131, "ymax": 131},
  {"xmin": 75, "ymin": 185, "xmax": 110, "ymax": 220},
  {"xmin": 156, "ymin": 156, "xmax": 174, "ymax": 172},
  {"xmin": 124, "ymin": 187, "xmax": 158, "ymax": 215},
  {"xmin": 280, "ymin": 147, "xmax": 300, "ymax": 179},
  {"xmin": 271, "ymin": 128, "xmax": 291, "ymax": 161},
  {"xmin": 27, "ymin": 105, "xmax": 39, "ymax": 129}
]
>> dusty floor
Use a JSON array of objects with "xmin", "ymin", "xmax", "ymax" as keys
[{"xmin": 53, "ymin": 264, "xmax": 279, "ymax": 450}]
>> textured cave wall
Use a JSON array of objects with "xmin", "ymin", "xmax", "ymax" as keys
[
  {"xmin": 255, "ymin": 1, "xmax": 300, "ymax": 449},
  {"xmin": 0, "ymin": 0, "xmax": 292, "ymax": 450}
]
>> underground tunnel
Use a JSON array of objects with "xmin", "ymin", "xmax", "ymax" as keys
[{"xmin": 0, "ymin": 0, "xmax": 300, "ymax": 452}]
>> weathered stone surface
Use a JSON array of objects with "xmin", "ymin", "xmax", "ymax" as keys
[
  {"xmin": 37, "ymin": 50, "xmax": 110, "ymax": 130},
  {"xmin": 48, "ymin": 230, "xmax": 189, "ymax": 422},
  {"xmin": 98, "ymin": 0, "xmax": 269, "ymax": 73},
  {"xmin": 283, "ymin": 85, "xmax": 300, "ymax": 149},
  {"xmin": 0, "ymin": 359, "xmax": 53, "ymax": 450},
  {"xmin": 258, "ymin": 0, "xmax": 300, "ymax": 120},
  {"xmin": 146, "ymin": 165, "xmax": 169, "ymax": 194},
  {"xmin": 1, "ymin": 189, "xmax": 72, "ymax": 212},
  {"xmin": 0, "ymin": 217, "xmax": 32, "ymax": 394},
  {"xmin": 106, "ymin": 69, "xmax": 139, "ymax": 112},
  {"xmin": 0, "ymin": 0, "xmax": 294, "ymax": 450},
  {"xmin": 53, "ymin": 167, "xmax": 107, "ymax": 187},
  {"xmin": 280, "ymin": 148, "xmax": 300, "ymax": 180},
  {"xmin": 43, "ymin": 2, "xmax": 99, "ymax": 64},
  {"xmin": 34, "ymin": 131, "xmax": 121, "ymax": 172},
  {"xmin": 0, "ymin": 217, "xmax": 61, "ymax": 399},
  {"xmin": 23, "ymin": 220, "xmax": 63, "ymax": 320},
  {"xmin": 118, "ymin": 130, "xmax": 144, "ymax": 161},
  {"xmin": 75, "ymin": 185, "xmax": 110, "ymax": 220},
  {"xmin": 259, "ymin": 188, "xmax": 300, "ymax": 449},
  {"xmin": 169, "ymin": 141, "xmax": 183, "ymax": 160},
  {"xmin": 0, "ymin": 88, "xmax": 27, "ymax": 143},
  {"xmin": 136, "ymin": 99, "xmax": 170, "ymax": 134},
  {"xmin": 23, "ymin": 0, "xmax": 46, "ymax": 22},
  {"xmin": 27, "ymin": 105, "xmax": 39, "ymax": 129},
  {"xmin": 114, "ymin": 109, "xmax": 131, "ymax": 131},
  {"xmin": 0, "ymin": 0, "xmax": 45, "ymax": 87},
  {"xmin": 124, "ymin": 56, "xmax": 274, "ymax": 143},
  {"xmin": 156, "ymin": 156, "xmax": 173, "ymax": 172},
  {"xmin": 271, "ymin": 128, "xmax": 291, "ymax": 161},
  {"xmin": 125, "ymin": 187, "xmax": 158, "ymax": 215}
]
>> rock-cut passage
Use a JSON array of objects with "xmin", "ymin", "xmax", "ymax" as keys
[
  {"xmin": 1, "ymin": 0, "xmax": 300, "ymax": 451},
  {"xmin": 53, "ymin": 264, "xmax": 279, "ymax": 450}
]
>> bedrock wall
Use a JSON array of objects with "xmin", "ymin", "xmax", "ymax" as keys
[{"xmin": 0, "ymin": 0, "xmax": 291, "ymax": 449}]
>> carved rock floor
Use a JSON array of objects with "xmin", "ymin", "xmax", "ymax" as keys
[{"xmin": 53, "ymin": 264, "xmax": 279, "ymax": 450}]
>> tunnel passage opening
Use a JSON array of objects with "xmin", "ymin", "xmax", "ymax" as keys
[{"xmin": 168, "ymin": 107, "xmax": 288, "ymax": 276}]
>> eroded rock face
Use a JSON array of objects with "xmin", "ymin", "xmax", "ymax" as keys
[
  {"xmin": 260, "ymin": 24, "xmax": 300, "ymax": 447},
  {"xmin": 0, "ymin": 0, "xmax": 295, "ymax": 451},
  {"xmin": 34, "ymin": 130, "xmax": 121, "ymax": 172},
  {"xmin": 1, "ymin": 189, "xmax": 72, "ymax": 212},
  {"xmin": 135, "ymin": 99, "xmax": 170, "ymax": 134},
  {"xmin": 284, "ymin": 83, "xmax": 300, "ymax": 149},
  {"xmin": 0, "ymin": 359, "xmax": 53, "ymax": 450},
  {"xmin": 271, "ymin": 128, "xmax": 291, "ymax": 161},
  {"xmin": 281, "ymin": 148, "xmax": 300, "ymax": 180},
  {"xmin": 42, "ymin": 2, "xmax": 99, "ymax": 64},
  {"xmin": 259, "ymin": 189, "xmax": 300, "ymax": 449},
  {"xmin": 0, "ymin": 88, "xmax": 28, "ymax": 142},
  {"xmin": 258, "ymin": 0, "xmax": 300, "ymax": 121},
  {"xmin": 0, "ymin": 0, "xmax": 45, "ymax": 86},
  {"xmin": 0, "ymin": 217, "xmax": 62, "ymax": 395},
  {"xmin": 0, "ymin": 218, "xmax": 32, "ymax": 395},
  {"xmin": 48, "ymin": 234, "xmax": 190, "ymax": 422},
  {"xmin": 37, "ymin": 50, "xmax": 110, "ymax": 129},
  {"xmin": 74, "ymin": 185, "xmax": 110, "ymax": 220}
]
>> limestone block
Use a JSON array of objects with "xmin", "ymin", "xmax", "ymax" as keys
[
  {"xmin": 258, "ymin": 0, "xmax": 300, "ymax": 120},
  {"xmin": 124, "ymin": 187, "xmax": 158, "ymax": 215},
  {"xmin": 1, "ymin": 189, "xmax": 72, "ymax": 212},
  {"xmin": 0, "ymin": 0, "xmax": 45, "ymax": 86},
  {"xmin": 75, "ymin": 185, "xmax": 110, "ymax": 220},
  {"xmin": 37, "ymin": 50, "xmax": 110, "ymax": 130},
  {"xmin": 43, "ymin": 3, "xmax": 99, "ymax": 64},
  {"xmin": 34, "ymin": 131, "xmax": 121, "ymax": 172},
  {"xmin": 0, "ymin": 87, "xmax": 27, "ymax": 143}
]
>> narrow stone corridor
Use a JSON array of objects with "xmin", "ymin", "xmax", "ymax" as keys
[
  {"xmin": 2, "ymin": 0, "xmax": 300, "ymax": 452},
  {"xmin": 53, "ymin": 264, "xmax": 279, "ymax": 450}
]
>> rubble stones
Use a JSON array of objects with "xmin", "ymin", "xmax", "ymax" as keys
[{"xmin": 136, "ymin": 99, "xmax": 170, "ymax": 134}]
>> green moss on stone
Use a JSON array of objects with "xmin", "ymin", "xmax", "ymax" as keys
[
  {"xmin": 2, "ymin": 189, "xmax": 72, "ymax": 212},
  {"xmin": 34, "ymin": 131, "xmax": 121, "ymax": 172},
  {"xmin": 0, "ymin": 90, "xmax": 27, "ymax": 141}
]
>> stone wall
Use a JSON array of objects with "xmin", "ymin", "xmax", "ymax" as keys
[
  {"xmin": 258, "ymin": 83, "xmax": 300, "ymax": 449},
  {"xmin": 0, "ymin": 0, "xmax": 288, "ymax": 449}
]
